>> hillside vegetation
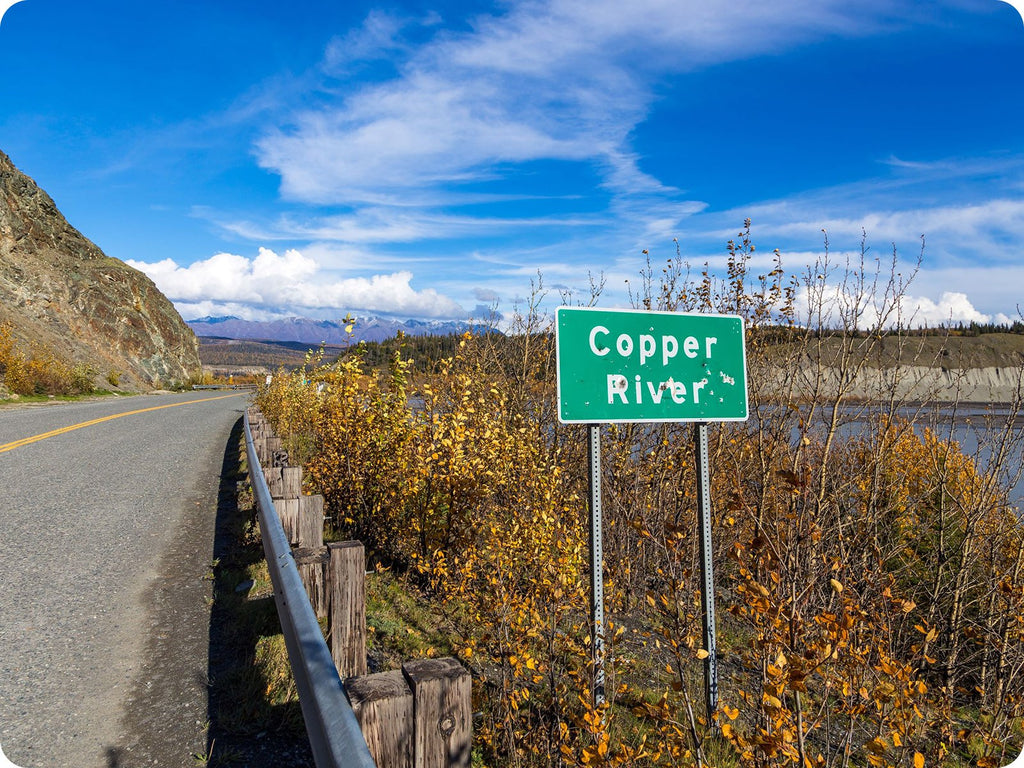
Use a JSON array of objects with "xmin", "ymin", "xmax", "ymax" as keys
[
  {"xmin": 0, "ymin": 321, "xmax": 101, "ymax": 396},
  {"xmin": 256, "ymin": 228, "xmax": 1024, "ymax": 768}
]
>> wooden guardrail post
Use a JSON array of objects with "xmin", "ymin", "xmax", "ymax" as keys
[
  {"xmin": 271, "ymin": 494, "xmax": 324, "ymax": 548},
  {"xmin": 267, "ymin": 465, "xmax": 302, "ymax": 498},
  {"xmin": 282, "ymin": 466, "xmax": 302, "ymax": 497},
  {"xmin": 276, "ymin": 498, "xmax": 299, "ymax": 543},
  {"xmin": 299, "ymin": 494, "xmax": 325, "ymax": 549},
  {"xmin": 328, "ymin": 541, "xmax": 367, "ymax": 678},
  {"xmin": 346, "ymin": 670, "xmax": 415, "ymax": 768},
  {"xmin": 402, "ymin": 658, "xmax": 472, "ymax": 768},
  {"xmin": 264, "ymin": 436, "xmax": 283, "ymax": 466},
  {"xmin": 266, "ymin": 465, "xmax": 316, "ymax": 547},
  {"xmin": 294, "ymin": 546, "xmax": 330, "ymax": 619}
]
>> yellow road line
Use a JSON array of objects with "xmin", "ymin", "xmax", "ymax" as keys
[{"xmin": 0, "ymin": 393, "xmax": 243, "ymax": 454}]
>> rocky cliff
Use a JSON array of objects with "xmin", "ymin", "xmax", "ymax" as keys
[{"xmin": 0, "ymin": 149, "xmax": 200, "ymax": 389}]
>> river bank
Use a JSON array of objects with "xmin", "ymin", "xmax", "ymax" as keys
[{"xmin": 770, "ymin": 364, "xmax": 1024, "ymax": 404}]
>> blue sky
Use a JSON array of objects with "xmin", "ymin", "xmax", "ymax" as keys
[{"xmin": 1, "ymin": 0, "xmax": 1023, "ymax": 327}]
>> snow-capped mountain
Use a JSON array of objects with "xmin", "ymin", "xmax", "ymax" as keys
[{"xmin": 187, "ymin": 315, "xmax": 476, "ymax": 344}]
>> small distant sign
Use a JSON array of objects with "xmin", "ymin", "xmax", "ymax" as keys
[{"xmin": 555, "ymin": 307, "xmax": 748, "ymax": 423}]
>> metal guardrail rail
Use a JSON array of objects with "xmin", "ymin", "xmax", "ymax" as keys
[{"xmin": 243, "ymin": 409, "xmax": 377, "ymax": 768}]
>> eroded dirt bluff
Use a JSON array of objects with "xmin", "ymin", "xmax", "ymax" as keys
[{"xmin": 0, "ymin": 148, "xmax": 200, "ymax": 389}]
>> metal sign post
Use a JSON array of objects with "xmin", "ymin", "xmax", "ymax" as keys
[
  {"xmin": 588, "ymin": 424, "xmax": 606, "ymax": 706},
  {"xmin": 554, "ymin": 306, "xmax": 747, "ymax": 715},
  {"xmin": 695, "ymin": 422, "xmax": 718, "ymax": 715}
]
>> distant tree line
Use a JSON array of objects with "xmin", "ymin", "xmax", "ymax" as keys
[
  {"xmin": 933, "ymin": 320, "xmax": 1024, "ymax": 336},
  {"xmin": 346, "ymin": 331, "xmax": 505, "ymax": 372},
  {"xmin": 744, "ymin": 321, "xmax": 1024, "ymax": 343}
]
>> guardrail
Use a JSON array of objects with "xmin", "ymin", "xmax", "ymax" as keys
[
  {"xmin": 243, "ymin": 409, "xmax": 377, "ymax": 768},
  {"xmin": 243, "ymin": 407, "xmax": 472, "ymax": 768}
]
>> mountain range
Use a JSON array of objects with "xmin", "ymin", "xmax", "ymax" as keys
[{"xmin": 187, "ymin": 315, "xmax": 475, "ymax": 345}]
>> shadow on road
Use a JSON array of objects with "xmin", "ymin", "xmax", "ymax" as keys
[{"xmin": 204, "ymin": 416, "xmax": 314, "ymax": 767}]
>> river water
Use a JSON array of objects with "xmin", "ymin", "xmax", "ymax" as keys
[{"xmin": 763, "ymin": 401, "xmax": 1024, "ymax": 507}]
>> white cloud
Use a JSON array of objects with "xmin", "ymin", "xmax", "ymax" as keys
[
  {"xmin": 901, "ymin": 291, "xmax": 992, "ymax": 327},
  {"xmin": 789, "ymin": 283, "xmax": 997, "ymax": 330},
  {"xmin": 255, "ymin": 76, "xmax": 595, "ymax": 204},
  {"xmin": 127, "ymin": 247, "xmax": 466, "ymax": 319},
  {"xmin": 204, "ymin": 206, "xmax": 602, "ymax": 254}
]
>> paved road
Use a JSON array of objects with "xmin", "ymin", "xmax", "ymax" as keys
[{"xmin": 0, "ymin": 391, "xmax": 249, "ymax": 768}]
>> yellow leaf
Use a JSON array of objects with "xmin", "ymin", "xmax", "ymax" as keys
[
  {"xmin": 914, "ymin": 752, "xmax": 924, "ymax": 768},
  {"xmin": 830, "ymin": 578, "xmax": 843, "ymax": 594},
  {"xmin": 696, "ymin": 649, "xmax": 710, "ymax": 659}
]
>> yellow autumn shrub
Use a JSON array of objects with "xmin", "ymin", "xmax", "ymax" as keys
[
  {"xmin": 255, "ymin": 225, "xmax": 1024, "ymax": 768},
  {"xmin": 0, "ymin": 321, "xmax": 94, "ymax": 395}
]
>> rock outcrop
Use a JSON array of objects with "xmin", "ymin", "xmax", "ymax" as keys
[{"xmin": 0, "ymin": 149, "xmax": 200, "ymax": 389}]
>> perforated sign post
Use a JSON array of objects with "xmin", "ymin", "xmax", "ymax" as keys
[{"xmin": 555, "ymin": 306, "xmax": 748, "ymax": 713}]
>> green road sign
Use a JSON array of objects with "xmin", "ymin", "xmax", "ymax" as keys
[{"xmin": 555, "ymin": 307, "xmax": 748, "ymax": 423}]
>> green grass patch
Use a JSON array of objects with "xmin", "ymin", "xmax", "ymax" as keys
[
  {"xmin": 0, "ymin": 388, "xmax": 127, "ymax": 405},
  {"xmin": 365, "ymin": 568, "xmax": 455, "ymax": 670}
]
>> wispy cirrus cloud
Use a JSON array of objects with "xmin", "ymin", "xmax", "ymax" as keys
[
  {"xmin": 254, "ymin": 0, "xmax": 918, "ymax": 210},
  {"xmin": 228, "ymin": 0, "xmax": 966, "ymax": 321},
  {"xmin": 148, "ymin": 0, "xmax": 1023, "ymax": 323},
  {"xmin": 211, "ymin": 207, "xmax": 602, "ymax": 245},
  {"xmin": 690, "ymin": 153, "xmax": 1024, "ymax": 269}
]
